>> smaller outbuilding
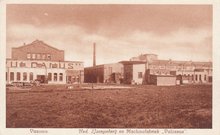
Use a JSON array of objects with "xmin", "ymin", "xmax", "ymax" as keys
[{"xmin": 148, "ymin": 75, "xmax": 176, "ymax": 86}]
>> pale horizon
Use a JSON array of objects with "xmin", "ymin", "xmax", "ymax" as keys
[{"xmin": 6, "ymin": 4, "xmax": 212, "ymax": 67}]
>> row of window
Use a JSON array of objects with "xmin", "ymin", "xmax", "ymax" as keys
[
  {"xmin": 27, "ymin": 53, "xmax": 51, "ymax": 60},
  {"xmin": 6, "ymin": 72, "xmax": 64, "ymax": 82},
  {"xmin": 181, "ymin": 74, "xmax": 207, "ymax": 81},
  {"xmin": 48, "ymin": 73, "xmax": 63, "ymax": 81},
  {"xmin": 6, "ymin": 72, "xmax": 33, "ymax": 81}
]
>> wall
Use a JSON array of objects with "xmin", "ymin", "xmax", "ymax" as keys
[
  {"xmin": 132, "ymin": 64, "xmax": 145, "ymax": 84},
  {"xmin": 6, "ymin": 67, "xmax": 66, "ymax": 84},
  {"xmin": 84, "ymin": 65, "xmax": 104, "ymax": 83},
  {"xmin": 176, "ymin": 70, "xmax": 210, "ymax": 84},
  {"xmin": 103, "ymin": 63, "xmax": 124, "ymax": 83},
  {"xmin": 6, "ymin": 59, "xmax": 84, "ymax": 84},
  {"xmin": 157, "ymin": 76, "xmax": 176, "ymax": 86},
  {"xmin": 11, "ymin": 40, "xmax": 64, "ymax": 61},
  {"xmin": 124, "ymin": 65, "xmax": 133, "ymax": 84}
]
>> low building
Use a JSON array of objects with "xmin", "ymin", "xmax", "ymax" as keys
[
  {"xmin": 6, "ymin": 40, "xmax": 84, "ymax": 84},
  {"xmin": 148, "ymin": 59, "xmax": 212, "ymax": 84},
  {"xmin": 84, "ymin": 63, "xmax": 124, "ymax": 83},
  {"xmin": 122, "ymin": 54, "xmax": 212, "ymax": 85},
  {"xmin": 148, "ymin": 75, "xmax": 176, "ymax": 86}
]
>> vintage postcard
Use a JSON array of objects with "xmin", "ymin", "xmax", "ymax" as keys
[{"xmin": 0, "ymin": 0, "xmax": 220, "ymax": 135}]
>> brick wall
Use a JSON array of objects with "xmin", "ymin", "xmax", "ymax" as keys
[{"xmin": 11, "ymin": 40, "xmax": 64, "ymax": 61}]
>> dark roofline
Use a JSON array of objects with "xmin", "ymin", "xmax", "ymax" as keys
[
  {"xmin": 119, "ymin": 61, "xmax": 146, "ymax": 65},
  {"xmin": 12, "ymin": 40, "xmax": 64, "ymax": 52},
  {"xmin": 84, "ymin": 65, "xmax": 105, "ymax": 69}
]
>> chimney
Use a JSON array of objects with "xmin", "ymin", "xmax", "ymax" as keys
[{"xmin": 93, "ymin": 42, "xmax": 96, "ymax": 67}]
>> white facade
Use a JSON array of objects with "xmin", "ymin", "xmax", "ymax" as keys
[
  {"xmin": 6, "ymin": 59, "xmax": 84, "ymax": 84},
  {"xmin": 132, "ymin": 64, "xmax": 145, "ymax": 84}
]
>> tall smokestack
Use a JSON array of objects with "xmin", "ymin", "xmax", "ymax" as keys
[{"xmin": 93, "ymin": 42, "xmax": 96, "ymax": 67}]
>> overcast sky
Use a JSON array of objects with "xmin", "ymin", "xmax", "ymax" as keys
[{"xmin": 6, "ymin": 4, "xmax": 212, "ymax": 67}]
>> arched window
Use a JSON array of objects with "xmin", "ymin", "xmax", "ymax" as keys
[
  {"xmin": 23, "ymin": 72, "xmax": 27, "ymax": 81},
  {"xmin": 10, "ymin": 72, "xmax": 14, "ymax": 81},
  {"xmin": 17, "ymin": 72, "xmax": 21, "ymax": 81},
  {"xmin": 199, "ymin": 75, "xmax": 202, "ymax": 81},
  {"xmin": 30, "ymin": 72, "xmax": 33, "ymax": 81},
  {"xmin": 59, "ymin": 73, "xmax": 63, "ymax": 81},
  {"xmin": 195, "ymin": 74, "xmax": 198, "ymax": 81},
  {"xmin": 54, "ymin": 73, "xmax": 57, "ymax": 81}
]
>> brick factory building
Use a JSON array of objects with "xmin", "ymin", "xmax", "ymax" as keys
[
  {"xmin": 84, "ymin": 63, "xmax": 124, "ymax": 83},
  {"xmin": 6, "ymin": 40, "xmax": 84, "ymax": 84}
]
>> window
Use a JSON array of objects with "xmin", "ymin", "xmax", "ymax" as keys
[
  {"xmin": 19, "ymin": 62, "xmax": 26, "ymax": 67},
  {"xmin": 6, "ymin": 72, "xmax": 7, "ymax": 81},
  {"xmin": 27, "ymin": 53, "xmax": 31, "ymax": 59},
  {"xmin": 47, "ymin": 54, "xmax": 51, "ymax": 60},
  {"xmin": 199, "ymin": 75, "xmax": 202, "ymax": 81},
  {"xmin": 195, "ymin": 75, "xmax": 198, "ymax": 81},
  {"xmin": 30, "ymin": 72, "xmax": 33, "ymax": 81},
  {"xmin": 42, "ymin": 54, "xmax": 46, "ymax": 60},
  {"xmin": 17, "ymin": 72, "xmax": 21, "ymax": 81},
  {"xmin": 192, "ymin": 75, "xmax": 194, "ymax": 81},
  {"xmin": 138, "ymin": 72, "xmax": 143, "ymax": 78},
  {"xmin": 204, "ymin": 75, "xmax": 207, "ymax": 81},
  {"xmin": 32, "ymin": 54, "xmax": 36, "ymax": 59},
  {"xmin": 54, "ymin": 73, "xmax": 57, "ymax": 81},
  {"xmin": 10, "ymin": 72, "xmax": 14, "ymax": 81},
  {"xmin": 59, "ymin": 73, "xmax": 63, "ymax": 81},
  {"xmin": 23, "ymin": 72, "xmax": 27, "ymax": 81},
  {"xmin": 48, "ymin": 73, "xmax": 52, "ymax": 81},
  {"xmin": 37, "ymin": 54, "xmax": 41, "ymax": 59}
]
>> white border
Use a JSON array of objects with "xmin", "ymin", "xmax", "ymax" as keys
[{"xmin": 1, "ymin": 0, "xmax": 220, "ymax": 135}]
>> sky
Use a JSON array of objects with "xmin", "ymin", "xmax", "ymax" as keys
[{"xmin": 6, "ymin": 4, "xmax": 212, "ymax": 67}]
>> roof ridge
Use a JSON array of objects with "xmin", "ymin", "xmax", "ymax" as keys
[{"xmin": 13, "ymin": 40, "xmax": 63, "ymax": 51}]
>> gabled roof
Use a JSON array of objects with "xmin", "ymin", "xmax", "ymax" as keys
[{"xmin": 13, "ymin": 40, "xmax": 63, "ymax": 52}]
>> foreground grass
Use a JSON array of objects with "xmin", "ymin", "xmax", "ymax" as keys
[{"xmin": 6, "ymin": 84, "xmax": 212, "ymax": 128}]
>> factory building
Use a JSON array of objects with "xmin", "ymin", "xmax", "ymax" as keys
[
  {"xmin": 84, "ymin": 63, "xmax": 124, "ymax": 83},
  {"xmin": 132, "ymin": 54, "xmax": 212, "ymax": 85},
  {"xmin": 84, "ymin": 43, "xmax": 124, "ymax": 84},
  {"xmin": 85, "ymin": 43, "xmax": 212, "ymax": 86},
  {"xmin": 6, "ymin": 40, "xmax": 84, "ymax": 84}
]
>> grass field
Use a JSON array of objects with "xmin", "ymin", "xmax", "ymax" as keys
[{"xmin": 6, "ymin": 84, "xmax": 212, "ymax": 128}]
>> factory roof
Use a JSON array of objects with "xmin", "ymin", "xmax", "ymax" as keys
[
  {"xmin": 119, "ymin": 61, "xmax": 146, "ymax": 65},
  {"xmin": 151, "ymin": 60, "xmax": 212, "ymax": 66},
  {"xmin": 12, "ymin": 40, "xmax": 64, "ymax": 52}
]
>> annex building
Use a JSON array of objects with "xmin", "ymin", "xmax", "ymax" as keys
[
  {"xmin": 6, "ymin": 40, "xmax": 84, "ymax": 84},
  {"xmin": 125, "ymin": 54, "xmax": 212, "ymax": 85}
]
